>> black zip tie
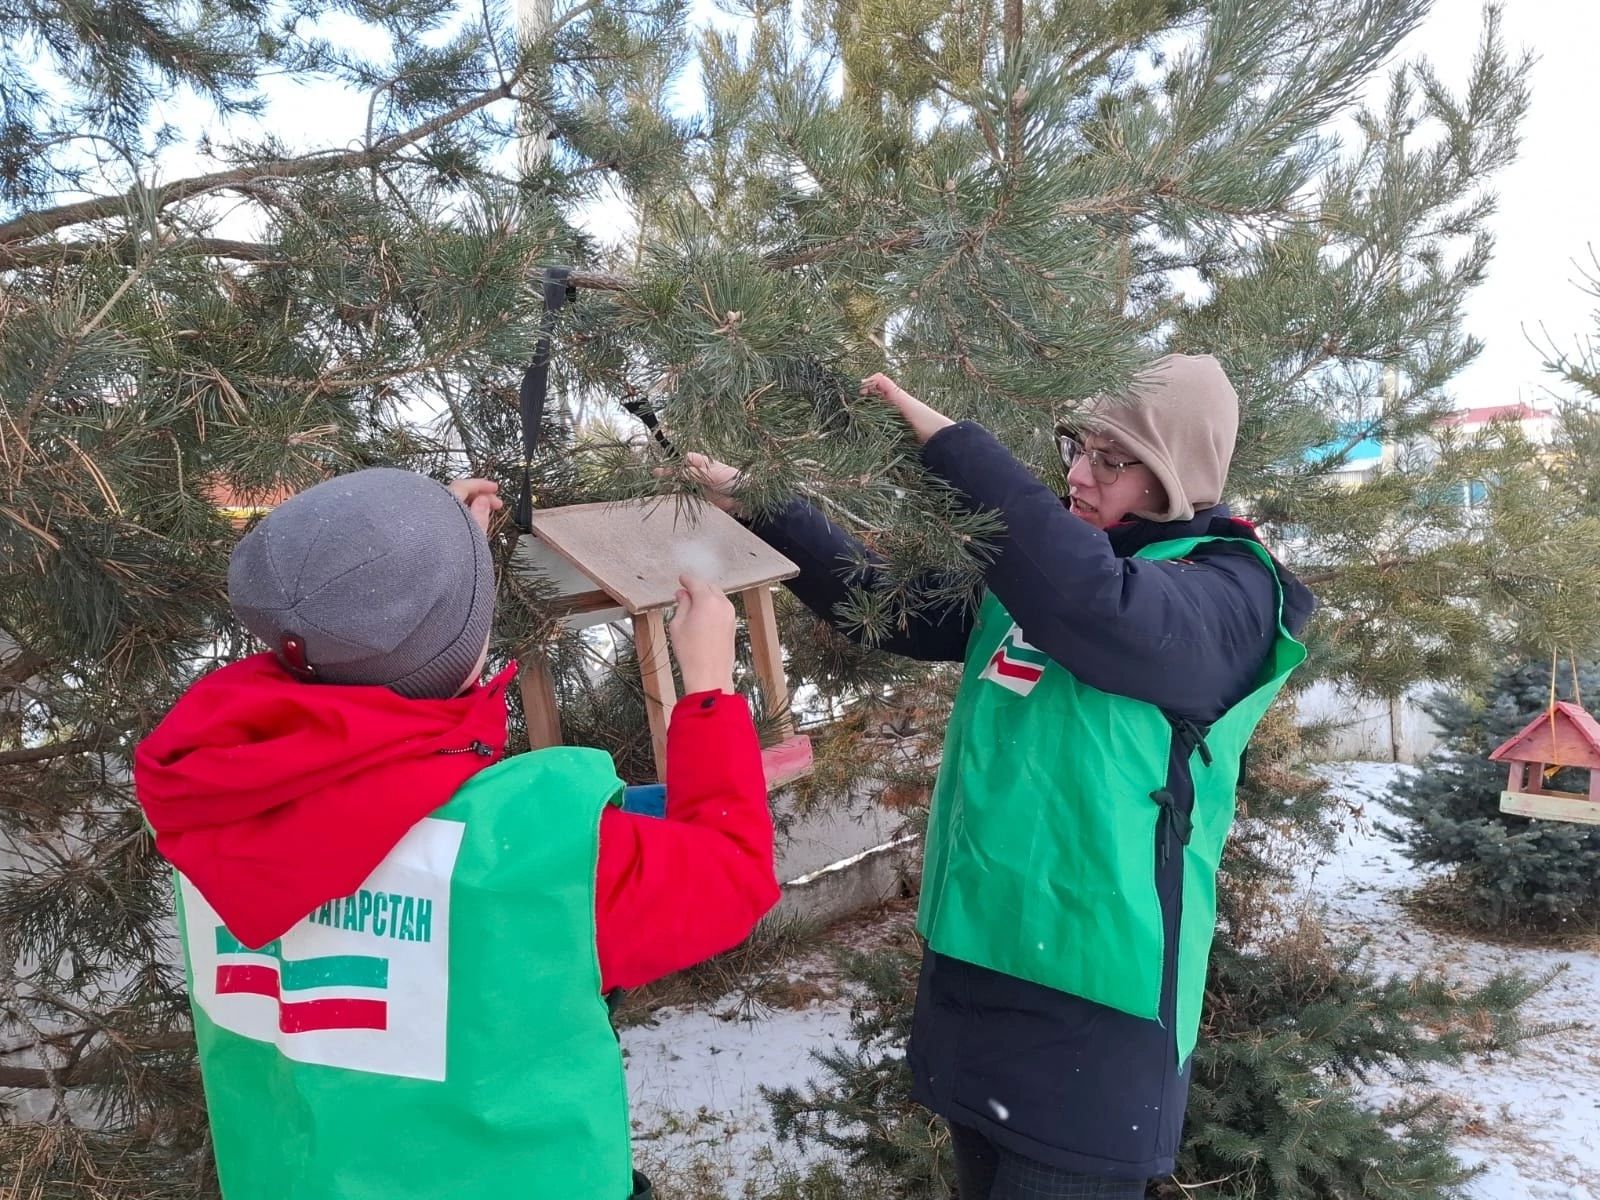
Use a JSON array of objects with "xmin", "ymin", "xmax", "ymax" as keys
[
  {"xmin": 622, "ymin": 396, "xmax": 676, "ymax": 456},
  {"xmin": 515, "ymin": 266, "xmax": 577, "ymax": 532}
]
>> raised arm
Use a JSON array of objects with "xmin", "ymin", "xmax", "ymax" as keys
[
  {"xmin": 676, "ymin": 453, "xmax": 972, "ymax": 663},
  {"xmin": 745, "ymin": 498, "xmax": 974, "ymax": 663},
  {"xmin": 593, "ymin": 689, "xmax": 778, "ymax": 990},
  {"xmin": 591, "ymin": 575, "xmax": 778, "ymax": 990},
  {"xmin": 852, "ymin": 374, "xmax": 1299, "ymax": 722}
]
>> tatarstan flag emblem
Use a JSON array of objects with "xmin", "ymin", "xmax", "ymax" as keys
[
  {"xmin": 178, "ymin": 816, "xmax": 461, "ymax": 1080},
  {"xmin": 213, "ymin": 927, "xmax": 389, "ymax": 1033},
  {"xmin": 980, "ymin": 624, "xmax": 1050, "ymax": 696}
]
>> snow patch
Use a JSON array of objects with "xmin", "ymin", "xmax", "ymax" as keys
[
  {"xmin": 622, "ymin": 1001, "xmax": 852, "ymax": 1194},
  {"xmin": 1308, "ymin": 762, "xmax": 1600, "ymax": 1200}
]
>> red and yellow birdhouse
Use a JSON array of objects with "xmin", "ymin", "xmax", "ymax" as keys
[
  {"xmin": 204, "ymin": 478, "xmax": 298, "ymax": 526},
  {"xmin": 1490, "ymin": 700, "xmax": 1600, "ymax": 825}
]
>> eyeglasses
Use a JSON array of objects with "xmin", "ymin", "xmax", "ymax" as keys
[{"xmin": 1057, "ymin": 434, "xmax": 1142, "ymax": 485}]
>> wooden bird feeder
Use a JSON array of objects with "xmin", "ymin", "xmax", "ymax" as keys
[
  {"xmin": 512, "ymin": 497, "xmax": 812, "ymax": 790},
  {"xmin": 1490, "ymin": 701, "xmax": 1600, "ymax": 825}
]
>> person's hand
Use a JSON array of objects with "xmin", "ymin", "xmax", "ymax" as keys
[
  {"xmin": 668, "ymin": 452, "xmax": 745, "ymax": 517},
  {"xmin": 669, "ymin": 574, "xmax": 737, "ymax": 695},
  {"xmin": 860, "ymin": 372, "xmax": 956, "ymax": 445},
  {"xmin": 448, "ymin": 478, "xmax": 503, "ymax": 535}
]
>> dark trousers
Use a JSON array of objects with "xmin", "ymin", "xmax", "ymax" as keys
[{"xmin": 949, "ymin": 1123, "xmax": 1148, "ymax": 1200}]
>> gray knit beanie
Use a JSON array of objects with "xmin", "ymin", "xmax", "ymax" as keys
[{"xmin": 227, "ymin": 469, "xmax": 496, "ymax": 699}]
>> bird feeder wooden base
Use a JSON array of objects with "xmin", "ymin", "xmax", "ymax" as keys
[
  {"xmin": 1500, "ymin": 790, "xmax": 1600, "ymax": 825},
  {"xmin": 762, "ymin": 734, "xmax": 814, "ymax": 791}
]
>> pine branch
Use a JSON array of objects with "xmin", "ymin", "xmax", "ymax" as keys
[
  {"xmin": 1298, "ymin": 557, "xmax": 1406, "ymax": 587},
  {"xmin": 0, "ymin": 237, "xmax": 282, "ymax": 270},
  {"xmin": 0, "ymin": 234, "xmax": 916, "ymax": 296},
  {"xmin": 768, "ymin": 230, "xmax": 928, "ymax": 270},
  {"xmin": 1002, "ymin": 0, "xmax": 1024, "ymax": 173},
  {"xmin": 0, "ymin": 77, "xmax": 527, "ymax": 245},
  {"xmin": 1315, "ymin": 412, "xmax": 1383, "ymax": 466},
  {"xmin": 0, "ymin": 1032, "xmax": 194, "ymax": 1090},
  {"xmin": 1003, "ymin": 0, "xmax": 1022, "ymax": 60},
  {"xmin": 0, "ymin": 735, "xmax": 119, "ymax": 768},
  {"xmin": 0, "ymin": 647, "xmax": 47, "ymax": 691}
]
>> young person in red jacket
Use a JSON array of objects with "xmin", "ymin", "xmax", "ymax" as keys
[{"xmin": 135, "ymin": 469, "xmax": 778, "ymax": 1200}]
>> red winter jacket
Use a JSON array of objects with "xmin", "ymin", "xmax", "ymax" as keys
[{"xmin": 134, "ymin": 655, "xmax": 780, "ymax": 993}]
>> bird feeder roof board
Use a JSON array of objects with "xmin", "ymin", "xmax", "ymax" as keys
[
  {"xmin": 523, "ymin": 498, "xmax": 799, "ymax": 615},
  {"xmin": 1488, "ymin": 701, "xmax": 1600, "ymax": 771}
]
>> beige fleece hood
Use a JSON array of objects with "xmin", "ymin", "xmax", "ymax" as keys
[{"xmin": 1070, "ymin": 353, "xmax": 1240, "ymax": 523}]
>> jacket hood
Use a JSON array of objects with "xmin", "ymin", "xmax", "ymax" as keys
[
  {"xmin": 135, "ymin": 653, "xmax": 514, "ymax": 949},
  {"xmin": 1070, "ymin": 353, "xmax": 1240, "ymax": 523}
]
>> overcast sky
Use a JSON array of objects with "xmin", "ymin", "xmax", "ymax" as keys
[
  {"xmin": 144, "ymin": 0, "xmax": 1599, "ymax": 411},
  {"xmin": 1402, "ymin": 0, "xmax": 1600, "ymax": 408}
]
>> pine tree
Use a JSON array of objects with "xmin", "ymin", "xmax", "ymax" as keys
[
  {"xmin": 0, "ymin": 1, "xmax": 690, "ymax": 1192},
  {"xmin": 5, "ymin": 0, "xmax": 1597, "ymax": 1196}
]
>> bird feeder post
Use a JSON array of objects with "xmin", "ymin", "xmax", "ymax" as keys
[
  {"xmin": 739, "ymin": 584, "xmax": 793, "ymax": 739},
  {"xmin": 519, "ymin": 650, "xmax": 564, "ymax": 752},
  {"xmin": 632, "ymin": 608, "xmax": 677, "ymax": 783}
]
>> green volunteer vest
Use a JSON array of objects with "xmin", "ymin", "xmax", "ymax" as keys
[
  {"xmin": 174, "ymin": 748, "xmax": 635, "ymax": 1200},
  {"xmin": 918, "ymin": 536, "xmax": 1306, "ymax": 1063}
]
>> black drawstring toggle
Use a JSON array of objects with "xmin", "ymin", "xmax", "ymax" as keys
[{"xmin": 1151, "ymin": 788, "xmax": 1193, "ymax": 863}]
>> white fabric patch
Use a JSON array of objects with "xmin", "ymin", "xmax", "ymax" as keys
[{"xmin": 179, "ymin": 816, "xmax": 465, "ymax": 1081}]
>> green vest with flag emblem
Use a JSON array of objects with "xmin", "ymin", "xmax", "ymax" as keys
[
  {"xmin": 174, "ymin": 747, "xmax": 637, "ymax": 1200},
  {"xmin": 917, "ymin": 536, "xmax": 1306, "ymax": 1063}
]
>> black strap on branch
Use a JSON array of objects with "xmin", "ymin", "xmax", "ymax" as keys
[
  {"xmin": 622, "ymin": 395, "xmax": 676, "ymax": 456},
  {"xmin": 514, "ymin": 265, "xmax": 678, "ymax": 529},
  {"xmin": 515, "ymin": 265, "xmax": 577, "ymax": 532},
  {"xmin": 617, "ymin": 353, "xmax": 854, "ymax": 459}
]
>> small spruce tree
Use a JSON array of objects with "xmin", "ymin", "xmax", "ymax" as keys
[{"xmin": 1389, "ymin": 656, "xmax": 1600, "ymax": 929}]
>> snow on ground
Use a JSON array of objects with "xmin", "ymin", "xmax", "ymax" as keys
[
  {"xmin": 1312, "ymin": 762, "xmax": 1600, "ymax": 1200},
  {"xmin": 622, "ymin": 999, "xmax": 854, "ymax": 1194},
  {"xmin": 619, "ymin": 762, "xmax": 1600, "ymax": 1198}
]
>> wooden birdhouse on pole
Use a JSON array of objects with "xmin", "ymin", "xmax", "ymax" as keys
[
  {"xmin": 1491, "ymin": 700, "xmax": 1600, "ymax": 825},
  {"xmin": 512, "ymin": 496, "xmax": 812, "ymax": 789}
]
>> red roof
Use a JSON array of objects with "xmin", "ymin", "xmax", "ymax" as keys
[
  {"xmin": 203, "ymin": 477, "xmax": 301, "ymax": 526},
  {"xmin": 1437, "ymin": 404, "xmax": 1552, "ymax": 427},
  {"xmin": 1489, "ymin": 701, "xmax": 1600, "ymax": 768}
]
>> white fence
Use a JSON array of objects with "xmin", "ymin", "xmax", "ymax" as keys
[{"xmin": 1294, "ymin": 680, "xmax": 1444, "ymax": 764}]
